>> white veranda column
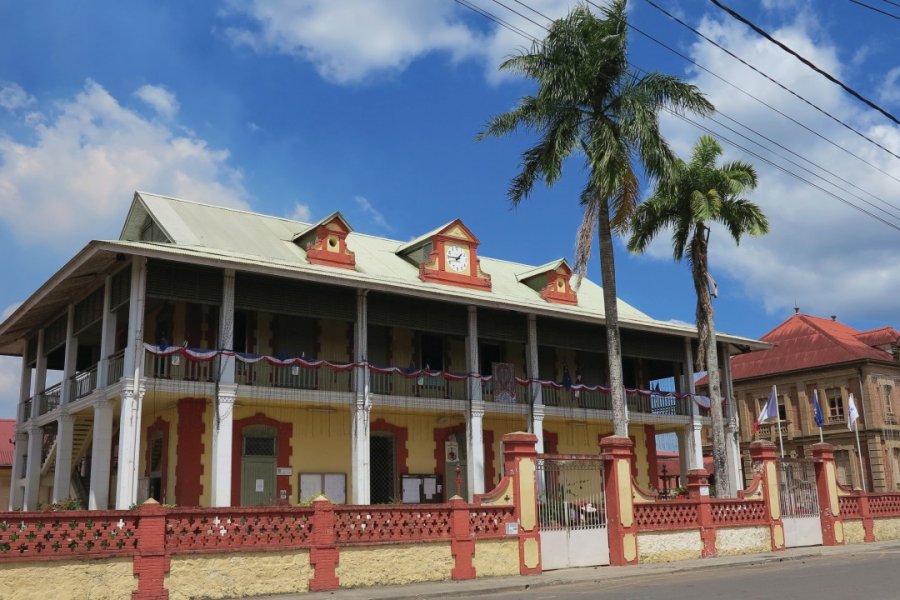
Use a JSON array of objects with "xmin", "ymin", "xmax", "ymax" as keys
[
  {"xmin": 60, "ymin": 304, "xmax": 77, "ymax": 406},
  {"xmin": 532, "ymin": 405, "xmax": 545, "ymax": 454},
  {"xmin": 466, "ymin": 306, "xmax": 485, "ymax": 499},
  {"xmin": 24, "ymin": 425, "xmax": 43, "ymax": 511},
  {"xmin": 211, "ymin": 386, "xmax": 235, "ymax": 506},
  {"xmin": 684, "ymin": 337, "xmax": 703, "ymax": 470},
  {"xmin": 720, "ymin": 342, "xmax": 743, "ymax": 492},
  {"xmin": 351, "ymin": 290, "xmax": 371, "ymax": 504},
  {"xmin": 89, "ymin": 398, "xmax": 114, "ymax": 510},
  {"xmin": 97, "ymin": 275, "xmax": 115, "ymax": 388},
  {"xmin": 526, "ymin": 314, "xmax": 543, "ymax": 410},
  {"xmin": 10, "ymin": 431, "xmax": 27, "ymax": 510},
  {"xmin": 52, "ymin": 412, "xmax": 75, "ymax": 502}
]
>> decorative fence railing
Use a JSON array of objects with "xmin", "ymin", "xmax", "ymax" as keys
[
  {"xmin": 709, "ymin": 499, "xmax": 768, "ymax": 526},
  {"xmin": 633, "ymin": 497, "xmax": 767, "ymax": 532},
  {"xmin": 0, "ymin": 511, "xmax": 139, "ymax": 562},
  {"xmin": 634, "ymin": 501, "xmax": 699, "ymax": 531},
  {"xmin": 165, "ymin": 506, "xmax": 314, "ymax": 553},
  {"xmin": 333, "ymin": 504, "xmax": 454, "ymax": 543}
]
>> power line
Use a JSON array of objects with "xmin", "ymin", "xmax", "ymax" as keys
[
  {"xmin": 881, "ymin": 0, "xmax": 900, "ymax": 9},
  {"xmin": 455, "ymin": 0, "xmax": 535, "ymax": 42},
  {"xmin": 457, "ymin": 0, "xmax": 900, "ymax": 231},
  {"xmin": 848, "ymin": 0, "xmax": 900, "ymax": 21},
  {"xmin": 488, "ymin": 0, "xmax": 549, "ymax": 32},
  {"xmin": 641, "ymin": 0, "xmax": 900, "ymax": 162},
  {"xmin": 710, "ymin": 0, "xmax": 900, "ymax": 125},
  {"xmin": 624, "ymin": 22, "xmax": 900, "ymax": 187}
]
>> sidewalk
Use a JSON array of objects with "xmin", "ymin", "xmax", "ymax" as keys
[{"xmin": 235, "ymin": 540, "xmax": 900, "ymax": 600}]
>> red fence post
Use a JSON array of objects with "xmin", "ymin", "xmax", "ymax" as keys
[
  {"xmin": 501, "ymin": 432, "xmax": 541, "ymax": 575},
  {"xmin": 811, "ymin": 443, "xmax": 845, "ymax": 546},
  {"xmin": 687, "ymin": 469, "xmax": 716, "ymax": 558},
  {"xmin": 132, "ymin": 499, "xmax": 170, "ymax": 600},
  {"xmin": 858, "ymin": 493, "xmax": 876, "ymax": 542},
  {"xmin": 309, "ymin": 496, "xmax": 340, "ymax": 591},
  {"xmin": 749, "ymin": 441, "xmax": 785, "ymax": 552},
  {"xmin": 450, "ymin": 496, "xmax": 476, "ymax": 580},
  {"xmin": 600, "ymin": 435, "xmax": 638, "ymax": 566}
]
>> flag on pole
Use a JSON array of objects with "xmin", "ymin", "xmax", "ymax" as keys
[
  {"xmin": 811, "ymin": 389, "xmax": 825, "ymax": 428},
  {"xmin": 848, "ymin": 393, "xmax": 860, "ymax": 430},
  {"xmin": 755, "ymin": 385, "xmax": 779, "ymax": 432}
]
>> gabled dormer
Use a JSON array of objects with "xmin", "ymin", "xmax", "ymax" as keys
[
  {"xmin": 517, "ymin": 259, "xmax": 577, "ymax": 305},
  {"xmin": 397, "ymin": 219, "xmax": 491, "ymax": 290},
  {"xmin": 120, "ymin": 192, "xmax": 174, "ymax": 243},
  {"xmin": 293, "ymin": 212, "xmax": 356, "ymax": 269}
]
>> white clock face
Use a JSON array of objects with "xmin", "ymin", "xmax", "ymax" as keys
[{"xmin": 445, "ymin": 245, "xmax": 469, "ymax": 273}]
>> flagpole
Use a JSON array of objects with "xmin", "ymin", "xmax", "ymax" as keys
[
  {"xmin": 854, "ymin": 420, "xmax": 866, "ymax": 492},
  {"xmin": 777, "ymin": 414, "xmax": 785, "ymax": 459}
]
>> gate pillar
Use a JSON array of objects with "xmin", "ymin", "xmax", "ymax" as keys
[
  {"xmin": 749, "ymin": 441, "xmax": 785, "ymax": 552},
  {"xmin": 600, "ymin": 435, "xmax": 638, "ymax": 566},
  {"xmin": 811, "ymin": 443, "xmax": 845, "ymax": 546},
  {"xmin": 502, "ymin": 432, "xmax": 541, "ymax": 575}
]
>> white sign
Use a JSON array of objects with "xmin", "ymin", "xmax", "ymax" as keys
[
  {"xmin": 277, "ymin": 467, "xmax": 293, "ymax": 476},
  {"xmin": 445, "ymin": 440, "xmax": 460, "ymax": 463},
  {"xmin": 505, "ymin": 522, "xmax": 519, "ymax": 536},
  {"xmin": 255, "ymin": 479, "xmax": 264, "ymax": 492}
]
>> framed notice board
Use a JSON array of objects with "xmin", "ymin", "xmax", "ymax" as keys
[
  {"xmin": 400, "ymin": 474, "xmax": 442, "ymax": 504},
  {"xmin": 298, "ymin": 472, "xmax": 347, "ymax": 504}
]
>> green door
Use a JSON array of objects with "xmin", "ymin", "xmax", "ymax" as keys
[{"xmin": 241, "ymin": 426, "xmax": 277, "ymax": 506}]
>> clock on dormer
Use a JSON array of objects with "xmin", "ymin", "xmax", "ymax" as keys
[{"xmin": 397, "ymin": 219, "xmax": 491, "ymax": 290}]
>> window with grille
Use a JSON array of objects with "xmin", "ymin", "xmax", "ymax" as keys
[
  {"xmin": 778, "ymin": 395, "xmax": 787, "ymax": 422},
  {"xmin": 835, "ymin": 450, "xmax": 853, "ymax": 487},
  {"xmin": 827, "ymin": 388, "xmax": 844, "ymax": 421},
  {"xmin": 893, "ymin": 449, "xmax": 900, "ymax": 491},
  {"xmin": 244, "ymin": 437, "xmax": 276, "ymax": 457},
  {"xmin": 149, "ymin": 434, "xmax": 164, "ymax": 474},
  {"xmin": 884, "ymin": 384, "xmax": 895, "ymax": 423}
]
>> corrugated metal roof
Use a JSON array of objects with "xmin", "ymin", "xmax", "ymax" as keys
[
  {"xmin": 730, "ymin": 314, "xmax": 896, "ymax": 381},
  {"xmin": 0, "ymin": 420, "xmax": 15, "ymax": 466}
]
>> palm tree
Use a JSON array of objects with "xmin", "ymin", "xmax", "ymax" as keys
[
  {"xmin": 478, "ymin": 1, "xmax": 713, "ymax": 437},
  {"xmin": 628, "ymin": 134, "xmax": 768, "ymax": 496}
]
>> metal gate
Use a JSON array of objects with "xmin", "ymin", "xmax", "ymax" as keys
[
  {"xmin": 537, "ymin": 456, "xmax": 609, "ymax": 570},
  {"xmin": 777, "ymin": 459, "xmax": 823, "ymax": 548}
]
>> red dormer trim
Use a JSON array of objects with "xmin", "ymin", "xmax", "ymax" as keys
[
  {"xmin": 417, "ymin": 221, "xmax": 492, "ymax": 291},
  {"xmin": 305, "ymin": 218, "xmax": 355, "ymax": 270},
  {"xmin": 540, "ymin": 264, "xmax": 577, "ymax": 305}
]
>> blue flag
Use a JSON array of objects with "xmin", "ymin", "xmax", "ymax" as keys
[{"xmin": 811, "ymin": 388, "xmax": 825, "ymax": 428}]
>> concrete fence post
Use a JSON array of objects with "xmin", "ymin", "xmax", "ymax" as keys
[
  {"xmin": 749, "ymin": 440, "xmax": 785, "ymax": 552},
  {"xmin": 687, "ymin": 469, "xmax": 716, "ymax": 557},
  {"xmin": 132, "ymin": 499, "xmax": 170, "ymax": 600},
  {"xmin": 501, "ymin": 432, "xmax": 541, "ymax": 575},
  {"xmin": 600, "ymin": 435, "xmax": 638, "ymax": 566},
  {"xmin": 811, "ymin": 443, "xmax": 845, "ymax": 546},
  {"xmin": 450, "ymin": 496, "xmax": 476, "ymax": 580},
  {"xmin": 309, "ymin": 496, "xmax": 340, "ymax": 591},
  {"xmin": 858, "ymin": 493, "xmax": 876, "ymax": 542}
]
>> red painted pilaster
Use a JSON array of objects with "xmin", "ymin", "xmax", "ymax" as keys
[
  {"xmin": 750, "ymin": 440, "xmax": 785, "ymax": 552},
  {"xmin": 687, "ymin": 469, "xmax": 716, "ymax": 557},
  {"xmin": 812, "ymin": 443, "xmax": 845, "ymax": 546},
  {"xmin": 601, "ymin": 435, "xmax": 639, "ymax": 566},
  {"xmin": 175, "ymin": 398, "xmax": 205, "ymax": 506},
  {"xmin": 858, "ymin": 493, "xmax": 876, "ymax": 542},
  {"xmin": 309, "ymin": 498, "xmax": 340, "ymax": 591},
  {"xmin": 132, "ymin": 500, "xmax": 170, "ymax": 600},
  {"xmin": 450, "ymin": 496, "xmax": 476, "ymax": 580},
  {"xmin": 502, "ymin": 432, "xmax": 541, "ymax": 575}
]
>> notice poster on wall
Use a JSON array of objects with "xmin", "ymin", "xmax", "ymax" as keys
[
  {"xmin": 255, "ymin": 479, "xmax": 264, "ymax": 492},
  {"xmin": 402, "ymin": 478, "xmax": 421, "ymax": 503},
  {"xmin": 324, "ymin": 474, "xmax": 347, "ymax": 504},
  {"xmin": 423, "ymin": 478, "xmax": 437, "ymax": 500}
]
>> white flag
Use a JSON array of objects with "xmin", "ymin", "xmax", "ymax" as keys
[
  {"xmin": 848, "ymin": 393, "xmax": 860, "ymax": 430},
  {"xmin": 757, "ymin": 385, "xmax": 779, "ymax": 425}
]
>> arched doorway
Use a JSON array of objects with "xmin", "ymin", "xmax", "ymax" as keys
[{"xmin": 241, "ymin": 425, "xmax": 277, "ymax": 506}]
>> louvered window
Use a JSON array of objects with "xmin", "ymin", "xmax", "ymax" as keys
[
  {"xmin": 537, "ymin": 317, "xmax": 605, "ymax": 352},
  {"xmin": 109, "ymin": 266, "xmax": 131, "ymax": 310},
  {"xmin": 477, "ymin": 309, "xmax": 526, "ymax": 343},
  {"xmin": 235, "ymin": 274, "xmax": 355, "ymax": 321},
  {"xmin": 44, "ymin": 315, "xmax": 67, "ymax": 352},
  {"xmin": 368, "ymin": 293, "xmax": 466, "ymax": 335},
  {"xmin": 146, "ymin": 260, "xmax": 222, "ymax": 304},
  {"xmin": 74, "ymin": 287, "xmax": 104, "ymax": 334}
]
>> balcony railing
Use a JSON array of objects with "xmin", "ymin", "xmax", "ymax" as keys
[
  {"xmin": 21, "ymin": 399, "xmax": 32, "ymax": 423},
  {"xmin": 145, "ymin": 352, "xmax": 217, "ymax": 383},
  {"xmin": 37, "ymin": 383, "xmax": 62, "ymax": 415},
  {"xmin": 71, "ymin": 365, "xmax": 99, "ymax": 400},
  {"xmin": 235, "ymin": 361, "xmax": 352, "ymax": 392},
  {"xmin": 481, "ymin": 381, "xmax": 530, "ymax": 404},
  {"xmin": 542, "ymin": 387, "xmax": 691, "ymax": 416},
  {"xmin": 107, "ymin": 349, "xmax": 125, "ymax": 385},
  {"xmin": 369, "ymin": 370, "xmax": 467, "ymax": 400}
]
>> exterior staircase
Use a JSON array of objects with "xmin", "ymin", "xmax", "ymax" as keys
[{"xmin": 41, "ymin": 416, "xmax": 94, "ymax": 490}]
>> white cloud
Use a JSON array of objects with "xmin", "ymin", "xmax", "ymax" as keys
[
  {"xmin": 0, "ymin": 81, "xmax": 34, "ymax": 111},
  {"xmin": 289, "ymin": 202, "xmax": 312, "ymax": 222},
  {"xmin": 0, "ymin": 80, "xmax": 249, "ymax": 251},
  {"xmin": 0, "ymin": 303, "xmax": 23, "ymax": 418},
  {"xmin": 354, "ymin": 195, "xmax": 391, "ymax": 231},
  {"xmin": 220, "ymin": 0, "xmax": 578, "ymax": 85},
  {"xmin": 879, "ymin": 66, "xmax": 900, "ymax": 107},
  {"xmin": 134, "ymin": 84, "xmax": 180, "ymax": 118},
  {"xmin": 644, "ymin": 13, "xmax": 900, "ymax": 324}
]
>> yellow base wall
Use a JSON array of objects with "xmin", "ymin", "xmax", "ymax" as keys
[
  {"xmin": 473, "ymin": 539, "xmax": 519, "ymax": 577},
  {"xmin": 336, "ymin": 543, "xmax": 453, "ymax": 588},
  {"xmin": 844, "ymin": 519, "xmax": 866, "ymax": 544},
  {"xmin": 167, "ymin": 550, "xmax": 312, "ymax": 600},
  {"xmin": 0, "ymin": 558, "xmax": 136, "ymax": 600},
  {"xmin": 715, "ymin": 526, "xmax": 770, "ymax": 556},
  {"xmin": 637, "ymin": 530, "xmax": 702, "ymax": 563},
  {"xmin": 873, "ymin": 517, "xmax": 900, "ymax": 541}
]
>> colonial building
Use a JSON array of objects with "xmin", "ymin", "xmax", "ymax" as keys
[
  {"xmin": 0, "ymin": 192, "xmax": 763, "ymax": 510},
  {"xmin": 732, "ymin": 311, "xmax": 900, "ymax": 491}
]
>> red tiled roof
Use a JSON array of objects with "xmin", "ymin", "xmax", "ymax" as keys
[
  {"xmin": 730, "ymin": 314, "xmax": 896, "ymax": 381},
  {"xmin": 854, "ymin": 327, "xmax": 900, "ymax": 348},
  {"xmin": 0, "ymin": 419, "xmax": 15, "ymax": 466}
]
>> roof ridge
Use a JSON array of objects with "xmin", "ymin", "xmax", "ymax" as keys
[
  {"xmin": 137, "ymin": 190, "xmax": 312, "ymax": 227},
  {"xmin": 796, "ymin": 314, "xmax": 867, "ymax": 359}
]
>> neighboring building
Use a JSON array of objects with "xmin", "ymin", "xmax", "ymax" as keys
[
  {"xmin": 0, "ymin": 192, "xmax": 764, "ymax": 510},
  {"xmin": 0, "ymin": 420, "xmax": 13, "ymax": 510},
  {"xmin": 731, "ymin": 312, "xmax": 900, "ymax": 492}
]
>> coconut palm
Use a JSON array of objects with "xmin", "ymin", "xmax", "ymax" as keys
[
  {"xmin": 627, "ymin": 134, "xmax": 768, "ymax": 496},
  {"xmin": 478, "ymin": 1, "xmax": 713, "ymax": 437}
]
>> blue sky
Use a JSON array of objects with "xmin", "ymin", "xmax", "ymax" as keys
[{"xmin": 1, "ymin": 0, "xmax": 899, "ymax": 416}]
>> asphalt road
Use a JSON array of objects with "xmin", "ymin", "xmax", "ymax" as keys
[{"xmin": 453, "ymin": 549, "xmax": 900, "ymax": 600}]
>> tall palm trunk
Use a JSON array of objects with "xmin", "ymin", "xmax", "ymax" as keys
[
  {"xmin": 690, "ymin": 229, "xmax": 729, "ymax": 496},
  {"xmin": 599, "ymin": 198, "xmax": 628, "ymax": 437}
]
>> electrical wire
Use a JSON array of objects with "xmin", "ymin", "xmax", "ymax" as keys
[
  {"xmin": 711, "ymin": 0, "xmax": 900, "ymax": 124},
  {"xmin": 641, "ymin": 0, "xmax": 900, "ymax": 162},
  {"xmin": 848, "ymin": 0, "xmax": 900, "ymax": 21}
]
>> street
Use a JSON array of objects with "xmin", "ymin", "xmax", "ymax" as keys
[{"xmin": 454, "ymin": 550, "xmax": 900, "ymax": 600}]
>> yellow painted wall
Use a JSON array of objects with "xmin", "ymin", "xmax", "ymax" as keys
[
  {"xmin": 638, "ymin": 530, "xmax": 702, "ymax": 563},
  {"xmin": 447, "ymin": 337, "xmax": 466, "ymax": 373},
  {"xmin": 473, "ymin": 539, "xmax": 519, "ymax": 577},
  {"xmin": 843, "ymin": 519, "xmax": 866, "ymax": 544},
  {"xmin": 373, "ymin": 411, "xmax": 453, "ymax": 475},
  {"xmin": 392, "ymin": 328, "xmax": 415, "ymax": 368},
  {"xmin": 0, "ymin": 558, "xmax": 136, "ymax": 600},
  {"xmin": 484, "ymin": 415, "xmax": 531, "ymax": 486},
  {"xmin": 256, "ymin": 312, "xmax": 273, "ymax": 355},
  {"xmin": 632, "ymin": 425, "xmax": 650, "ymax": 490},
  {"xmin": 167, "ymin": 550, "xmax": 311, "ymax": 600},
  {"xmin": 336, "ymin": 543, "xmax": 452, "ymax": 588},
  {"xmin": 0, "ymin": 468, "xmax": 9, "ymax": 511},
  {"xmin": 540, "ymin": 420, "xmax": 649, "ymax": 488},
  {"xmin": 503, "ymin": 342, "xmax": 527, "ymax": 378},
  {"xmin": 138, "ymin": 401, "xmax": 180, "ymax": 505},
  {"xmin": 873, "ymin": 517, "xmax": 900, "ymax": 540},
  {"xmin": 318, "ymin": 319, "xmax": 350, "ymax": 362}
]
